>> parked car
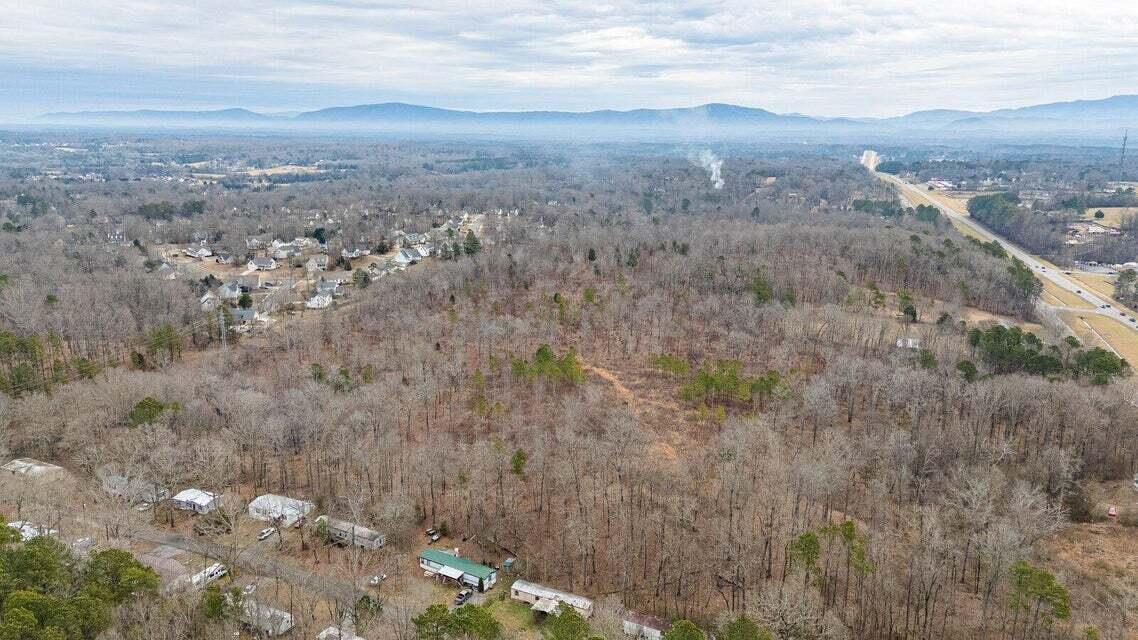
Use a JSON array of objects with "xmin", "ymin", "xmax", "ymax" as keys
[
  {"xmin": 257, "ymin": 527, "xmax": 276, "ymax": 541},
  {"xmin": 134, "ymin": 501, "xmax": 153, "ymax": 512},
  {"xmin": 426, "ymin": 528, "xmax": 440, "ymax": 543},
  {"xmin": 454, "ymin": 589, "xmax": 473, "ymax": 605}
]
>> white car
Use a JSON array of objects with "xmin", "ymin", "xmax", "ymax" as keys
[
  {"xmin": 368, "ymin": 574, "xmax": 387, "ymax": 587},
  {"xmin": 190, "ymin": 562, "xmax": 228, "ymax": 587},
  {"xmin": 257, "ymin": 527, "xmax": 276, "ymax": 541}
]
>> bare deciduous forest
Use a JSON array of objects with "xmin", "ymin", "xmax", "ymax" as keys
[{"xmin": 0, "ymin": 135, "xmax": 1134, "ymax": 640}]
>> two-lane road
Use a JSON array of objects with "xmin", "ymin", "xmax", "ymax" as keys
[{"xmin": 861, "ymin": 150, "xmax": 1138, "ymax": 342}]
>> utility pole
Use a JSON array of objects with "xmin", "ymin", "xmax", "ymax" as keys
[{"xmin": 1120, "ymin": 129, "xmax": 1129, "ymax": 182}]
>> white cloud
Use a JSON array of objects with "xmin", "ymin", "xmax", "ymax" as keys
[{"xmin": 0, "ymin": 0, "xmax": 1136, "ymax": 117}]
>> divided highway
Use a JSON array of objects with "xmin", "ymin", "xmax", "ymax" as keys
[{"xmin": 861, "ymin": 150, "xmax": 1138, "ymax": 340}]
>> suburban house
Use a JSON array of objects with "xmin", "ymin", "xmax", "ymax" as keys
[
  {"xmin": 510, "ymin": 580, "xmax": 594, "ymax": 618},
  {"xmin": 171, "ymin": 488, "xmax": 221, "ymax": 513},
  {"xmin": 419, "ymin": 549, "xmax": 497, "ymax": 592},
  {"xmin": 245, "ymin": 238, "xmax": 264, "ymax": 250},
  {"xmin": 248, "ymin": 257, "xmax": 279, "ymax": 271},
  {"xmin": 306, "ymin": 293, "xmax": 332, "ymax": 310},
  {"xmin": 623, "ymin": 613, "xmax": 671, "ymax": 640},
  {"xmin": 101, "ymin": 474, "xmax": 169, "ymax": 505},
  {"xmin": 200, "ymin": 291, "xmax": 219, "ymax": 311},
  {"xmin": 218, "ymin": 281, "xmax": 243, "ymax": 301},
  {"xmin": 2, "ymin": 458, "xmax": 64, "ymax": 477},
  {"xmin": 314, "ymin": 279, "xmax": 340, "ymax": 296},
  {"xmin": 306, "ymin": 255, "xmax": 328, "ymax": 272},
  {"xmin": 315, "ymin": 516, "xmax": 385, "ymax": 550},
  {"xmin": 8, "ymin": 521, "xmax": 57, "ymax": 541},
  {"xmin": 414, "ymin": 244, "xmax": 433, "ymax": 258},
  {"xmin": 247, "ymin": 494, "xmax": 314, "ymax": 527},
  {"xmin": 229, "ymin": 308, "xmax": 259, "ymax": 327},
  {"xmin": 239, "ymin": 600, "xmax": 294, "ymax": 637},
  {"xmin": 272, "ymin": 243, "xmax": 302, "ymax": 260},
  {"xmin": 215, "ymin": 253, "xmax": 234, "ymax": 265},
  {"xmin": 393, "ymin": 248, "xmax": 420, "ymax": 267},
  {"xmin": 184, "ymin": 246, "xmax": 212, "ymax": 260},
  {"xmin": 341, "ymin": 247, "xmax": 371, "ymax": 259}
]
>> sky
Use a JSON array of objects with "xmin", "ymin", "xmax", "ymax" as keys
[{"xmin": 1, "ymin": 0, "xmax": 1137, "ymax": 121}]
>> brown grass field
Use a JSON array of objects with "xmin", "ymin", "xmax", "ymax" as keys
[{"xmin": 1081, "ymin": 206, "xmax": 1135, "ymax": 229}]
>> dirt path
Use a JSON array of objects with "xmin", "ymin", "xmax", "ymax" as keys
[{"xmin": 582, "ymin": 363, "xmax": 680, "ymax": 417}]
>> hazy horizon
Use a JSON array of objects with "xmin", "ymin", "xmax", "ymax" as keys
[{"xmin": 3, "ymin": 1, "xmax": 1137, "ymax": 122}]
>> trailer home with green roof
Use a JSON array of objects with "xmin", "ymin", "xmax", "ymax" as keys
[{"xmin": 419, "ymin": 548, "xmax": 498, "ymax": 591}]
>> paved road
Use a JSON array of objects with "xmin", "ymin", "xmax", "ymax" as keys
[
  {"xmin": 133, "ymin": 526, "xmax": 364, "ymax": 604},
  {"xmin": 861, "ymin": 150, "xmax": 1138, "ymax": 342}
]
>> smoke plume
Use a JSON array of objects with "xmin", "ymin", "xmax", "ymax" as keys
[{"xmin": 693, "ymin": 149, "xmax": 724, "ymax": 189}]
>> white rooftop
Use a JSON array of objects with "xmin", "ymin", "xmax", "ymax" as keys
[
  {"xmin": 8, "ymin": 521, "xmax": 57, "ymax": 541},
  {"xmin": 172, "ymin": 488, "xmax": 220, "ymax": 507},
  {"xmin": 248, "ymin": 493, "xmax": 314, "ymax": 525},
  {"xmin": 316, "ymin": 626, "xmax": 366, "ymax": 640},
  {"xmin": 512, "ymin": 580, "xmax": 594, "ymax": 613},
  {"xmin": 2, "ymin": 458, "xmax": 64, "ymax": 476}
]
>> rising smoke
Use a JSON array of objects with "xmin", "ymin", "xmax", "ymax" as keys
[{"xmin": 692, "ymin": 149, "xmax": 724, "ymax": 189}]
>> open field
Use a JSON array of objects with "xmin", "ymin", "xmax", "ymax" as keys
[
  {"xmin": 1069, "ymin": 272, "xmax": 1118, "ymax": 300},
  {"xmin": 244, "ymin": 164, "xmax": 324, "ymax": 176},
  {"xmin": 1042, "ymin": 279, "xmax": 1095, "ymax": 309},
  {"xmin": 1082, "ymin": 314, "xmax": 1138, "ymax": 363},
  {"xmin": 1062, "ymin": 312, "xmax": 1138, "ymax": 363},
  {"xmin": 1081, "ymin": 207, "xmax": 1136, "ymax": 229}
]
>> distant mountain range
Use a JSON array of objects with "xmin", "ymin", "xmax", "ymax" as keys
[{"xmin": 38, "ymin": 95, "xmax": 1138, "ymax": 142}]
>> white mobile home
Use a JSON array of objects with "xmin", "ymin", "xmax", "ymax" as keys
[
  {"xmin": 8, "ymin": 521, "xmax": 57, "ymax": 541},
  {"xmin": 510, "ymin": 580, "xmax": 594, "ymax": 618},
  {"xmin": 171, "ymin": 488, "xmax": 221, "ymax": 514},
  {"xmin": 623, "ymin": 613, "xmax": 670, "ymax": 640},
  {"xmin": 2, "ymin": 457, "xmax": 64, "ymax": 477},
  {"xmin": 248, "ymin": 494, "xmax": 314, "ymax": 527},
  {"xmin": 316, "ymin": 516, "xmax": 385, "ymax": 550},
  {"xmin": 240, "ymin": 600, "xmax": 294, "ymax": 637}
]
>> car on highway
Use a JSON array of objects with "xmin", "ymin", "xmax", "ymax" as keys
[
  {"xmin": 455, "ymin": 589, "xmax": 473, "ymax": 605},
  {"xmin": 257, "ymin": 527, "xmax": 276, "ymax": 541},
  {"xmin": 1076, "ymin": 290, "xmax": 1082, "ymax": 294}
]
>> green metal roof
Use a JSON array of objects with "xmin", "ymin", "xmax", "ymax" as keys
[{"xmin": 420, "ymin": 549, "xmax": 495, "ymax": 580}]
